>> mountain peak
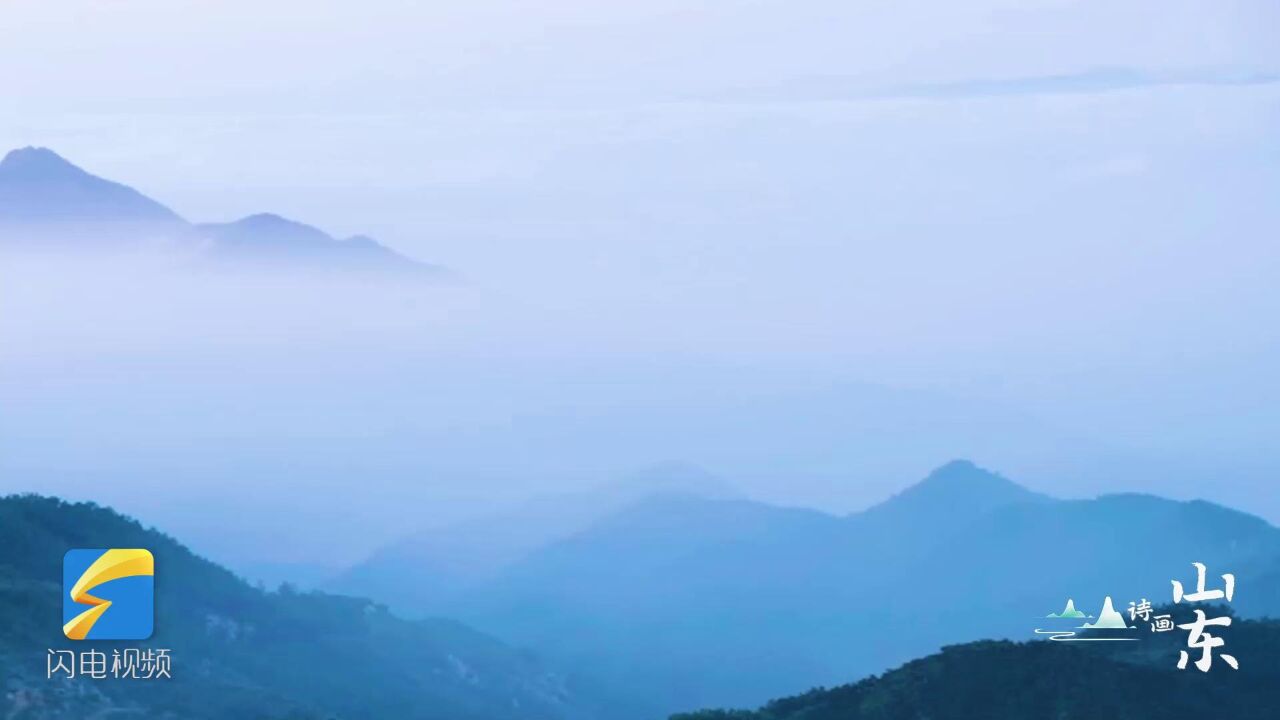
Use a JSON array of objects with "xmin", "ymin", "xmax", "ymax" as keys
[
  {"xmin": 0, "ymin": 148, "xmax": 443, "ymax": 275},
  {"xmin": 199, "ymin": 213, "xmax": 339, "ymax": 250},
  {"xmin": 867, "ymin": 459, "xmax": 1049, "ymax": 520},
  {"xmin": 920, "ymin": 459, "xmax": 1012, "ymax": 485},
  {"xmin": 195, "ymin": 213, "xmax": 443, "ymax": 276},
  {"xmin": 0, "ymin": 146, "xmax": 184, "ymax": 227},
  {"xmin": 237, "ymin": 212, "xmax": 296, "ymax": 228},
  {"xmin": 615, "ymin": 461, "xmax": 741, "ymax": 500},
  {"xmin": 916, "ymin": 459, "xmax": 1029, "ymax": 492},
  {"xmin": 0, "ymin": 146, "xmax": 86, "ymax": 179}
]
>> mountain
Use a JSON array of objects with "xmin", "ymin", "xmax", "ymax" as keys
[
  {"xmin": 195, "ymin": 213, "xmax": 441, "ymax": 276},
  {"xmin": 844, "ymin": 459, "xmax": 1054, "ymax": 567},
  {"xmin": 447, "ymin": 460, "xmax": 1280, "ymax": 715},
  {"xmin": 0, "ymin": 494, "xmax": 608, "ymax": 720},
  {"xmin": 456, "ymin": 493, "xmax": 851, "ymax": 715},
  {"xmin": 0, "ymin": 147, "xmax": 442, "ymax": 276},
  {"xmin": 858, "ymin": 459, "xmax": 1050, "ymax": 526},
  {"xmin": 0, "ymin": 147, "xmax": 184, "ymax": 243},
  {"xmin": 672, "ymin": 609, "xmax": 1280, "ymax": 719},
  {"xmin": 326, "ymin": 463, "xmax": 739, "ymax": 616}
]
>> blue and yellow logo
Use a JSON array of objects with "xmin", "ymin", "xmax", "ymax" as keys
[{"xmin": 62, "ymin": 549, "xmax": 154, "ymax": 640}]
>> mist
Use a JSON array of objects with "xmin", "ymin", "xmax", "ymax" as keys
[
  {"xmin": 4, "ymin": 142, "xmax": 1280, "ymax": 576},
  {"xmin": 2, "ymin": 0, "xmax": 1279, "ymax": 584}
]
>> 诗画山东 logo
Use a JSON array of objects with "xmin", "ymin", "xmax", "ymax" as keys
[{"xmin": 62, "ymin": 549, "xmax": 154, "ymax": 641}]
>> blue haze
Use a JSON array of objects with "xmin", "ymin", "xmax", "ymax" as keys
[{"xmin": 0, "ymin": 0, "xmax": 1278, "ymax": 580}]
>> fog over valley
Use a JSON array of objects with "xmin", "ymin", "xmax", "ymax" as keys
[
  {"xmin": 1, "ymin": 0, "xmax": 1278, "ymax": 583},
  {"xmin": 2, "ymin": 132, "xmax": 1278, "ymax": 579},
  {"xmin": 3, "ymin": 4, "xmax": 1280, "ymax": 718}
]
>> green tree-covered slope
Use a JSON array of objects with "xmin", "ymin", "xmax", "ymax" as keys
[
  {"xmin": 0, "ymin": 494, "xmax": 606, "ymax": 720},
  {"xmin": 673, "ymin": 610, "xmax": 1280, "ymax": 720}
]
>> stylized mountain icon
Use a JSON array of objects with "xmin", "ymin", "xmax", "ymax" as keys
[
  {"xmin": 1080, "ymin": 596, "xmax": 1129, "ymax": 629},
  {"xmin": 1047, "ymin": 598, "xmax": 1087, "ymax": 618}
]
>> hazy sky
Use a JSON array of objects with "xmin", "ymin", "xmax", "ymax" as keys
[
  {"xmin": 2, "ymin": 0, "xmax": 1276, "ymax": 253},
  {"xmin": 2, "ymin": 1, "xmax": 1279, "ymax": 571}
]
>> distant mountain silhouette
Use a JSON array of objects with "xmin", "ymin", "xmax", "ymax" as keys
[
  {"xmin": 196, "ymin": 213, "xmax": 442, "ymax": 275},
  {"xmin": 0, "ymin": 147, "xmax": 184, "ymax": 242},
  {"xmin": 673, "ymin": 610, "xmax": 1280, "ymax": 719},
  {"xmin": 611, "ymin": 461, "xmax": 741, "ymax": 501},
  {"xmin": 443, "ymin": 460, "xmax": 1280, "ymax": 715},
  {"xmin": 862, "ymin": 459, "xmax": 1050, "ymax": 523},
  {"xmin": 0, "ymin": 147, "xmax": 443, "ymax": 276},
  {"xmin": 0, "ymin": 494, "xmax": 608, "ymax": 720},
  {"xmin": 327, "ymin": 462, "xmax": 740, "ymax": 618}
]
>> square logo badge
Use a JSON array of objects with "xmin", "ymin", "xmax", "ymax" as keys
[{"xmin": 63, "ymin": 549, "xmax": 155, "ymax": 640}]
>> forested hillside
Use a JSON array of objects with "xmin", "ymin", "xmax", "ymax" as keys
[
  {"xmin": 0, "ymin": 494, "xmax": 605, "ymax": 720},
  {"xmin": 673, "ymin": 610, "xmax": 1280, "ymax": 720}
]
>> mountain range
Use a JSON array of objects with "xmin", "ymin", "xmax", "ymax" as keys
[
  {"xmin": 326, "ymin": 462, "xmax": 740, "ymax": 613},
  {"xmin": 342, "ymin": 460, "xmax": 1280, "ymax": 716},
  {"xmin": 3, "ymin": 466, "xmax": 1278, "ymax": 719},
  {"xmin": 0, "ymin": 146, "xmax": 443, "ymax": 277}
]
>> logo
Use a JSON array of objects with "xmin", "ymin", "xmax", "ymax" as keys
[
  {"xmin": 1032, "ymin": 562, "xmax": 1240, "ymax": 672},
  {"xmin": 62, "ymin": 549, "xmax": 154, "ymax": 641}
]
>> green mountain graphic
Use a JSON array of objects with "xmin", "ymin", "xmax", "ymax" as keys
[{"xmin": 1048, "ymin": 598, "xmax": 1087, "ymax": 618}]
